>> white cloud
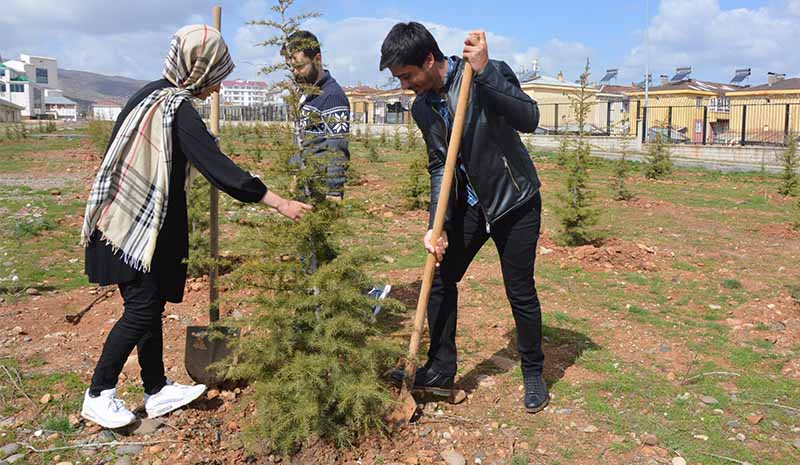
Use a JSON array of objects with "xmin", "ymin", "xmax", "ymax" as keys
[
  {"xmin": 231, "ymin": 16, "xmax": 594, "ymax": 86},
  {"xmin": 0, "ymin": 2, "xmax": 594, "ymax": 86},
  {"xmin": 624, "ymin": 0, "xmax": 800, "ymax": 85},
  {"xmin": 0, "ymin": 0, "xmax": 220, "ymax": 79}
]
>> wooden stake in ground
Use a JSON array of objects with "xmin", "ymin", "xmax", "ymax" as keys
[
  {"xmin": 184, "ymin": 5, "xmax": 238, "ymax": 386},
  {"xmin": 388, "ymin": 62, "xmax": 474, "ymax": 426}
]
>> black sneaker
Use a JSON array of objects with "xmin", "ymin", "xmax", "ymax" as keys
[
  {"xmin": 523, "ymin": 374, "xmax": 550, "ymax": 413},
  {"xmin": 390, "ymin": 366, "xmax": 454, "ymax": 397}
]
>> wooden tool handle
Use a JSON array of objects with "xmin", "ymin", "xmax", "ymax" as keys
[
  {"xmin": 404, "ymin": 62, "xmax": 474, "ymax": 386},
  {"xmin": 209, "ymin": 5, "xmax": 222, "ymax": 323}
]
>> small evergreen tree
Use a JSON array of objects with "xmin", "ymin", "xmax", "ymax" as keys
[
  {"xmin": 613, "ymin": 140, "xmax": 633, "ymax": 201},
  {"xmin": 406, "ymin": 118, "xmax": 418, "ymax": 149},
  {"xmin": 379, "ymin": 128, "xmax": 387, "ymax": 146},
  {"xmin": 555, "ymin": 136, "xmax": 571, "ymax": 167},
  {"xmin": 793, "ymin": 190, "xmax": 800, "ymax": 231},
  {"xmin": 644, "ymin": 132, "xmax": 672, "ymax": 180},
  {"xmin": 392, "ymin": 125, "xmax": 402, "ymax": 150},
  {"xmin": 231, "ymin": 0, "xmax": 400, "ymax": 454},
  {"xmin": 778, "ymin": 135, "xmax": 798, "ymax": 196},
  {"xmin": 366, "ymin": 144, "xmax": 380, "ymax": 162},
  {"xmin": 363, "ymin": 126, "xmax": 371, "ymax": 148},
  {"xmin": 402, "ymin": 154, "xmax": 430, "ymax": 211},
  {"xmin": 184, "ymin": 176, "xmax": 215, "ymax": 278},
  {"xmin": 556, "ymin": 59, "xmax": 601, "ymax": 246}
]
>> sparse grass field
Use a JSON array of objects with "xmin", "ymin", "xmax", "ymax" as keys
[{"xmin": 0, "ymin": 125, "xmax": 798, "ymax": 464}]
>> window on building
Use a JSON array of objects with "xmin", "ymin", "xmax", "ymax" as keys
[
  {"xmin": 36, "ymin": 68, "xmax": 49, "ymax": 84},
  {"xmin": 10, "ymin": 84, "xmax": 24, "ymax": 93},
  {"xmin": 0, "ymin": 83, "xmax": 5, "ymax": 92}
]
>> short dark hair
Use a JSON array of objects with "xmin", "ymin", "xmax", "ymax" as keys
[
  {"xmin": 379, "ymin": 22, "xmax": 445, "ymax": 70},
  {"xmin": 281, "ymin": 30, "xmax": 321, "ymax": 59}
]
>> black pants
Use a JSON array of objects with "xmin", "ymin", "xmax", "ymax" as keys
[
  {"xmin": 426, "ymin": 192, "xmax": 543, "ymax": 378},
  {"xmin": 89, "ymin": 274, "xmax": 168, "ymax": 396}
]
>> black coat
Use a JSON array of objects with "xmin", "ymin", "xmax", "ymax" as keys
[
  {"xmin": 412, "ymin": 57, "xmax": 541, "ymax": 230},
  {"xmin": 85, "ymin": 79, "xmax": 267, "ymax": 303}
]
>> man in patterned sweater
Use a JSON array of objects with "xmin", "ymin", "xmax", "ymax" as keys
[
  {"xmin": 283, "ymin": 30, "xmax": 392, "ymax": 309},
  {"xmin": 283, "ymin": 30, "xmax": 351, "ymax": 201}
]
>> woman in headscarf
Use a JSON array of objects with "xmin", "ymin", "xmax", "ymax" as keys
[{"xmin": 79, "ymin": 24, "xmax": 310, "ymax": 429}]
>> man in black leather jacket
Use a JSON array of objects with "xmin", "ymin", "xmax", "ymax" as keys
[{"xmin": 381, "ymin": 22, "xmax": 549, "ymax": 413}]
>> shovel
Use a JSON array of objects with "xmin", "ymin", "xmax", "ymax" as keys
[
  {"xmin": 388, "ymin": 61, "xmax": 474, "ymax": 426},
  {"xmin": 184, "ymin": 6, "xmax": 237, "ymax": 387}
]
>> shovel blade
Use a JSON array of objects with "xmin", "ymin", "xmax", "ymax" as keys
[
  {"xmin": 387, "ymin": 388, "xmax": 419, "ymax": 428},
  {"xmin": 184, "ymin": 325, "xmax": 238, "ymax": 386}
]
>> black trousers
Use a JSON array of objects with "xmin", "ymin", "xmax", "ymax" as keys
[
  {"xmin": 426, "ymin": 192, "xmax": 544, "ymax": 378},
  {"xmin": 89, "ymin": 274, "xmax": 168, "ymax": 396}
]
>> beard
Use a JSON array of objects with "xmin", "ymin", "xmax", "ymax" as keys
[{"xmin": 297, "ymin": 64, "xmax": 321, "ymax": 86}]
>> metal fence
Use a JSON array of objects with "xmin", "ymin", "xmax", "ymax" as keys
[
  {"xmin": 196, "ymin": 103, "xmax": 289, "ymax": 122},
  {"xmin": 536, "ymin": 100, "xmax": 630, "ymax": 136},
  {"xmin": 636, "ymin": 102, "xmax": 800, "ymax": 146}
]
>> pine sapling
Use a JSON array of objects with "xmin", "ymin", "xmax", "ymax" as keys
[
  {"xmin": 402, "ymin": 154, "xmax": 430, "ymax": 210},
  {"xmin": 556, "ymin": 59, "xmax": 601, "ymax": 245},
  {"xmin": 644, "ymin": 132, "xmax": 672, "ymax": 180},
  {"xmin": 778, "ymin": 135, "xmax": 798, "ymax": 196},
  {"xmin": 613, "ymin": 141, "xmax": 633, "ymax": 201}
]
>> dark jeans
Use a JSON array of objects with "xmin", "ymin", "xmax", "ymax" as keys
[
  {"xmin": 426, "ymin": 192, "xmax": 543, "ymax": 378},
  {"xmin": 89, "ymin": 274, "xmax": 168, "ymax": 396}
]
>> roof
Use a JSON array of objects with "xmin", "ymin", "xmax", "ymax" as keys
[
  {"xmin": 521, "ymin": 74, "xmax": 597, "ymax": 91},
  {"xmin": 93, "ymin": 100, "xmax": 122, "ymax": 107},
  {"xmin": 45, "ymin": 95, "xmax": 77, "ymax": 105},
  {"xmin": 727, "ymin": 77, "xmax": 800, "ymax": 94},
  {"xmin": 20, "ymin": 54, "xmax": 57, "ymax": 61},
  {"xmin": 598, "ymin": 84, "xmax": 638, "ymax": 95},
  {"xmin": 222, "ymin": 79, "xmax": 269, "ymax": 88},
  {"xmin": 629, "ymin": 79, "xmax": 739, "ymax": 96},
  {"xmin": 0, "ymin": 98, "xmax": 24, "ymax": 110},
  {"xmin": 343, "ymin": 85, "xmax": 382, "ymax": 95},
  {"xmin": 2, "ymin": 61, "xmax": 27, "ymax": 73}
]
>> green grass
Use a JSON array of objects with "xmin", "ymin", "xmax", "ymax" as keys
[{"xmin": 3, "ymin": 129, "xmax": 800, "ymax": 464}]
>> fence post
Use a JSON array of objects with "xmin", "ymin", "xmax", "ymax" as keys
[
  {"xmin": 667, "ymin": 106, "xmax": 673, "ymax": 141},
  {"xmin": 554, "ymin": 104, "xmax": 559, "ymax": 134},
  {"xmin": 641, "ymin": 106, "xmax": 648, "ymax": 144},
  {"xmin": 635, "ymin": 100, "xmax": 641, "ymax": 137},
  {"xmin": 785, "ymin": 103, "xmax": 791, "ymax": 144},
  {"xmin": 606, "ymin": 101, "xmax": 612, "ymax": 135},
  {"xmin": 702, "ymin": 106, "xmax": 708, "ymax": 145},
  {"xmin": 740, "ymin": 105, "xmax": 747, "ymax": 146}
]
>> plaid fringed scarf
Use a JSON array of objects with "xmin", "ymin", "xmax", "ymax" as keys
[{"xmin": 81, "ymin": 24, "xmax": 234, "ymax": 272}]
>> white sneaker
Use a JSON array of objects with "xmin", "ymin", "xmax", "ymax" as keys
[
  {"xmin": 144, "ymin": 380, "xmax": 206, "ymax": 418},
  {"xmin": 80, "ymin": 388, "xmax": 136, "ymax": 429},
  {"xmin": 368, "ymin": 284, "xmax": 392, "ymax": 316}
]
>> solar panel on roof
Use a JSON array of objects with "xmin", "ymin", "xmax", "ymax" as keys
[
  {"xmin": 600, "ymin": 69, "xmax": 618, "ymax": 83},
  {"xmin": 635, "ymin": 74, "xmax": 652, "ymax": 88},
  {"xmin": 730, "ymin": 68, "xmax": 751, "ymax": 84},
  {"xmin": 670, "ymin": 67, "xmax": 692, "ymax": 82}
]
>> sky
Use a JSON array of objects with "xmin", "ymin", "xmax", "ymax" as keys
[{"xmin": 2, "ymin": 0, "xmax": 800, "ymax": 88}]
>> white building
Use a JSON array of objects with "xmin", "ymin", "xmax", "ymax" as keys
[
  {"xmin": 44, "ymin": 89, "xmax": 77, "ymax": 121},
  {"xmin": 1, "ymin": 54, "xmax": 61, "ymax": 118},
  {"xmin": 0, "ymin": 97, "xmax": 23, "ymax": 122},
  {"xmin": 92, "ymin": 100, "xmax": 123, "ymax": 121},
  {"xmin": 220, "ymin": 79, "xmax": 272, "ymax": 106}
]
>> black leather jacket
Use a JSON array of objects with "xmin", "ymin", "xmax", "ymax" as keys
[{"xmin": 411, "ymin": 56, "xmax": 541, "ymax": 231}]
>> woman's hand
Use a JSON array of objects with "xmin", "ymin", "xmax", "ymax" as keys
[{"xmin": 261, "ymin": 191, "xmax": 312, "ymax": 221}]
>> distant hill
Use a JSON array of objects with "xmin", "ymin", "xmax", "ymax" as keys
[{"xmin": 58, "ymin": 68, "xmax": 148, "ymax": 114}]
